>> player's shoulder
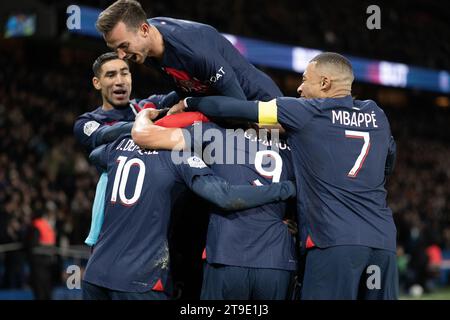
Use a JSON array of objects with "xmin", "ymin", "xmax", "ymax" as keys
[
  {"xmin": 108, "ymin": 133, "xmax": 132, "ymax": 150},
  {"xmin": 354, "ymin": 98, "xmax": 383, "ymax": 110},
  {"xmin": 73, "ymin": 106, "xmax": 103, "ymax": 133},
  {"xmin": 354, "ymin": 98, "xmax": 389, "ymax": 119},
  {"xmin": 159, "ymin": 148, "xmax": 207, "ymax": 170},
  {"xmin": 107, "ymin": 134, "xmax": 160, "ymax": 160},
  {"xmin": 150, "ymin": 17, "xmax": 215, "ymax": 37},
  {"xmin": 275, "ymin": 96, "xmax": 321, "ymax": 110},
  {"xmin": 75, "ymin": 106, "xmax": 103, "ymax": 120}
]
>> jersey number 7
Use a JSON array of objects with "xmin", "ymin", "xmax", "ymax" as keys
[{"xmin": 345, "ymin": 130, "xmax": 371, "ymax": 178}]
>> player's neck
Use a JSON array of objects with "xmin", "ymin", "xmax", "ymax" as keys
[
  {"xmin": 149, "ymin": 26, "xmax": 165, "ymax": 60},
  {"xmin": 326, "ymin": 87, "xmax": 351, "ymax": 98},
  {"xmin": 102, "ymin": 100, "xmax": 114, "ymax": 111},
  {"xmin": 102, "ymin": 105, "xmax": 113, "ymax": 111}
]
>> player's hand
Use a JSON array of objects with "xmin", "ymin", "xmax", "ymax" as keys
[
  {"xmin": 139, "ymin": 108, "xmax": 163, "ymax": 121},
  {"xmin": 283, "ymin": 219, "xmax": 298, "ymax": 235},
  {"xmin": 167, "ymin": 100, "xmax": 186, "ymax": 115}
]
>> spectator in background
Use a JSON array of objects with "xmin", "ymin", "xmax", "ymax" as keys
[
  {"xmin": 25, "ymin": 207, "xmax": 56, "ymax": 300},
  {"xmin": 0, "ymin": 195, "xmax": 27, "ymax": 289},
  {"xmin": 425, "ymin": 235, "xmax": 443, "ymax": 291}
]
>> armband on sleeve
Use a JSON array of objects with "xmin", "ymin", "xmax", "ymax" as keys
[{"xmin": 258, "ymin": 99, "xmax": 278, "ymax": 124}]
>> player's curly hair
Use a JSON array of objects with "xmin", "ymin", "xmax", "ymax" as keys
[{"xmin": 96, "ymin": 0, "xmax": 147, "ymax": 35}]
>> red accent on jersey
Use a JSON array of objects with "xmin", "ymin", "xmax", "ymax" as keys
[
  {"xmin": 152, "ymin": 279, "xmax": 164, "ymax": 292},
  {"xmin": 141, "ymin": 102, "xmax": 156, "ymax": 110},
  {"xmin": 306, "ymin": 235, "xmax": 316, "ymax": 248},
  {"xmin": 104, "ymin": 120, "xmax": 118, "ymax": 126},
  {"xmin": 164, "ymin": 67, "xmax": 212, "ymax": 93},
  {"xmin": 202, "ymin": 248, "xmax": 207, "ymax": 260}
]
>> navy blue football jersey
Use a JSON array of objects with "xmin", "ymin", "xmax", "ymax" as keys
[
  {"xmin": 184, "ymin": 94, "xmax": 397, "ymax": 252},
  {"xmin": 265, "ymin": 95, "xmax": 397, "ymax": 252},
  {"xmin": 184, "ymin": 122, "xmax": 297, "ymax": 271},
  {"xmin": 74, "ymin": 93, "xmax": 178, "ymax": 153},
  {"xmin": 145, "ymin": 17, "xmax": 282, "ymax": 100},
  {"xmin": 83, "ymin": 136, "xmax": 215, "ymax": 292},
  {"xmin": 74, "ymin": 104, "xmax": 138, "ymax": 153}
]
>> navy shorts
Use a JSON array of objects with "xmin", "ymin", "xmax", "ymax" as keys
[
  {"xmin": 82, "ymin": 280, "xmax": 170, "ymax": 300},
  {"xmin": 300, "ymin": 245, "xmax": 399, "ymax": 300},
  {"xmin": 200, "ymin": 263, "xmax": 295, "ymax": 300}
]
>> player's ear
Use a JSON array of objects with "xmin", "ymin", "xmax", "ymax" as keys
[
  {"xmin": 92, "ymin": 77, "xmax": 101, "ymax": 90},
  {"xmin": 140, "ymin": 22, "xmax": 150, "ymax": 37},
  {"xmin": 320, "ymin": 76, "xmax": 331, "ymax": 91}
]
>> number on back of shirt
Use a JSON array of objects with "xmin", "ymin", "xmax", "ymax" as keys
[
  {"xmin": 111, "ymin": 156, "xmax": 145, "ymax": 206},
  {"xmin": 345, "ymin": 130, "xmax": 371, "ymax": 178},
  {"xmin": 253, "ymin": 150, "xmax": 283, "ymax": 185}
]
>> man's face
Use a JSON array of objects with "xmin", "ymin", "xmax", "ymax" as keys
[
  {"xmin": 105, "ymin": 21, "xmax": 149, "ymax": 64},
  {"xmin": 93, "ymin": 59, "xmax": 132, "ymax": 108},
  {"xmin": 297, "ymin": 62, "xmax": 323, "ymax": 98}
]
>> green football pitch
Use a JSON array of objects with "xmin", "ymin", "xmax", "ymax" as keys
[{"xmin": 401, "ymin": 287, "xmax": 450, "ymax": 300}]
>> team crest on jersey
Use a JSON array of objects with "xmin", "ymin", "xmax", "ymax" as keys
[
  {"xmin": 187, "ymin": 156, "xmax": 207, "ymax": 169},
  {"xmin": 83, "ymin": 121, "xmax": 100, "ymax": 136}
]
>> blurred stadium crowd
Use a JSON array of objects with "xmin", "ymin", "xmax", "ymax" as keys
[
  {"xmin": 62, "ymin": 0, "xmax": 450, "ymax": 70},
  {"xmin": 0, "ymin": 0, "xmax": 449, "ymax": 298}
]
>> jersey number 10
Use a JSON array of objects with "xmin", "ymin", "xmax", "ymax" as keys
[{"xmin": 111, "ymin": 156, "xmax": 145, "ymax": 206}]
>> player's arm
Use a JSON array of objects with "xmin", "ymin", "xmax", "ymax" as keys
[
  {"xmin": 185, "ymin": 96, "xmax": 259, "ymax": 121},
  {"xmin": 133, "ymin": 90, "xmax": 181, "ymax": 110},
  {"xmin": 73, "ymin": 117, "xmax": 133, "ymax": 152},
  {"xmin": 186, "ymin": 96, "xmax": 310, "ymax": 130},
  {"xmin": 385, "ymin": 135, "xmax": 397, "ymax": 176},
  {"xmin": 132, "ymin": 108, "xmax": 210, "ymax": 150},
  {"xmin": 190, "ymin": 174, "xmax": 296, "ymax": 211},
  {"xmin": 196, "ymin": 52, "xmax": 247, "ymax": 99},
  {"xmin": 94, "ymin": 122, "xmax": 134, "ymax": 147},
  {"xmin": 132, "ymin": 109, "xmax": 186, "ymax": 150},
  {"xmin": 88, "ymin": 144, "xmax": 108, "ymax": 170},
  {"xmin": 218, "ymin": 75, "xmax": 247, "ymax": 100},
  {"xmin": 172, "ymin": 154, "xmax": 296, "ymax": 211},
  {"xmin": 176, "ymin": 156, "xmax": 296, "ymax": 211}
]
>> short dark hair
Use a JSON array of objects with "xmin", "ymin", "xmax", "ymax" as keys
[
  {"xmin": 310, "ymin": 52, "xmax": 354, "ymax": 80},
  {"xmin": 96, "ymin": 0, "xmax": 147, "ymax": 35},
  {"xmin": 92, "ymin": 52, "xmax": 129, "ymax": 77}
]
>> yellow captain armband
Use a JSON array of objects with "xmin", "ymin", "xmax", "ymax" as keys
[{"xmin": 258, "ymin": 99, "xmax": 278, "ymax": 125}]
